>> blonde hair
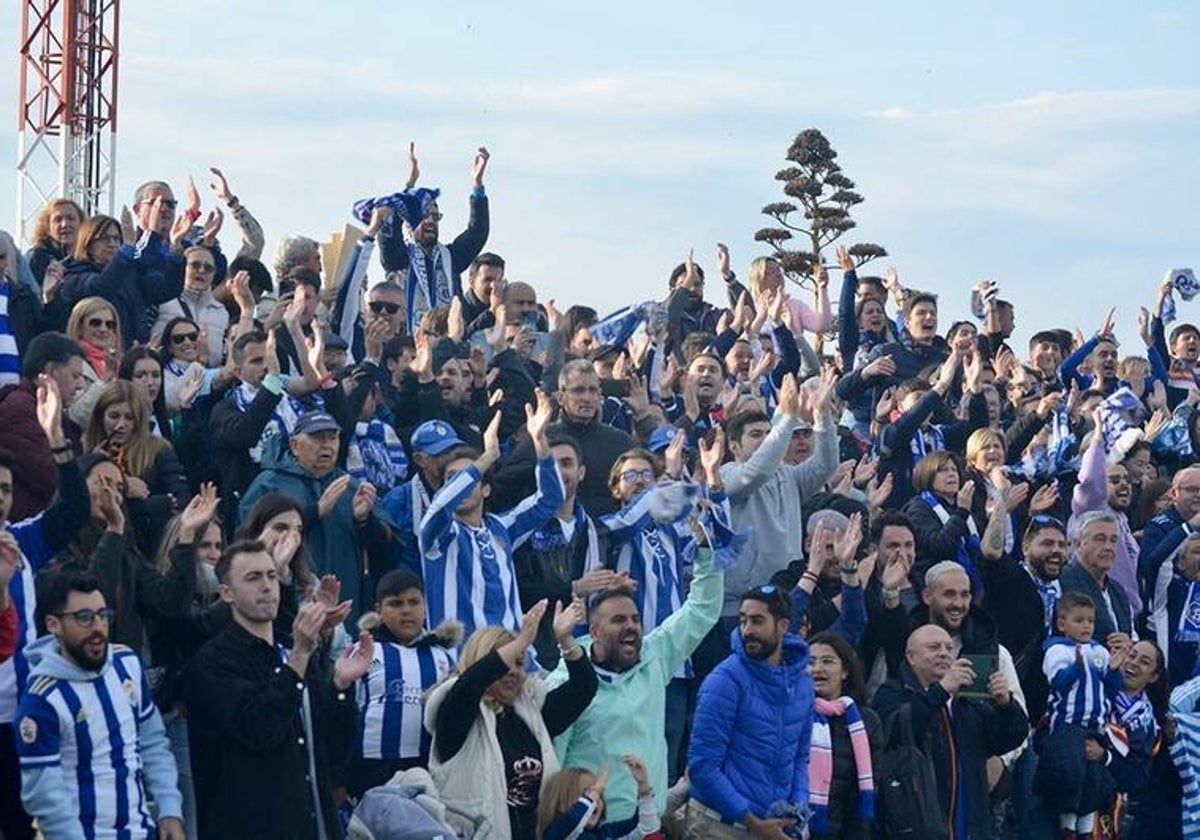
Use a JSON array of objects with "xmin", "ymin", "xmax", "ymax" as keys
[
  {"xmin": 32, "ymin": 198, "xmax": 85, "ymax": 247},
  {"xmin": 966, "ymin": 428, "xmax": 1005, "ymax": 470},
  {"xmin": 66, "ymin": 296, "xmax": 122, "ymax": 349},
  {"xmin": 746, "ymin": 256, "xmax": 781, "ymax": 298},
  {"xmin": 84, "ymin": 380, "xmax": 169, "ymax": 478},
  {"xmin": 536, "ymin": 768, "xmax": 596, "ymax": 840},
  {"xmin": 457, "ymin": 626, "xmax": 515, "ymax": 675}
]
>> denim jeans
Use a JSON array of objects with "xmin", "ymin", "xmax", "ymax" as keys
[{"xmin": 163, "ymin": 710, "xmax": 198, "ymax": 840}]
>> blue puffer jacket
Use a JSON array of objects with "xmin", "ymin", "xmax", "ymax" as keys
[{"xmin": 688, "ymin": 629, "xmax": 813, "ymax": 822}]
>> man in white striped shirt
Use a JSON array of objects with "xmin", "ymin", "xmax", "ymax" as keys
[{"xmin": 15, "ymin": 571, "xmax": 184, "ymax": 839}]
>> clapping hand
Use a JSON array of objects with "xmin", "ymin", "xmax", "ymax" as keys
[
  {"xmin": 552, "ymin": 597, "xmax": 585, "ymax": 644},
  {"xmin": 334, "ymin": 631, "xmax": 375, "ymax": 690},
  {"xmin": 178, "ymin": 483, "xmax": 220, "ymax": 541}
]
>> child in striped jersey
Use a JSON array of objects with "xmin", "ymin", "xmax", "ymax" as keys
[
  {"xmin": 350, "ymin": 569, "xmax": 458, "ymax": 796},
  {"xmin": 1038, "ymin": 592, "xmax": 1129, "ymax": 840}
]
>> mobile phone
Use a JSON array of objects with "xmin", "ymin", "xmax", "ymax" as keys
[
  {"xmin": 600, "ymin": 378, "xmax": 631, "ymax": 399},
  {"xmin": 960, "ymin": 653, "xmax": 999, "ymax": 699}
]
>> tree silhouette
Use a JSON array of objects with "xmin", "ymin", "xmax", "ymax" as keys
[{"xmin": 755, "ymin": 128, "xmax": 887, "ymax": 293}]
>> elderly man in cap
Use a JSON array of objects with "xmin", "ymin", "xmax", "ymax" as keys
[
  {"xmin": 380, "ymin": 420, "xmax": 468, "ymax": 576},
  {"xmin": 239, "ymin": 410, "xmax": 393, "ymax": 616}
]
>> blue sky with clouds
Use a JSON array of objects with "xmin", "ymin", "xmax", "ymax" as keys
[{"xmin": 2, "ymin": 2, "xmax": 1197, "ymax": 350}]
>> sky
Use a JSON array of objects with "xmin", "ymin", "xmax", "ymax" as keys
[{"xmin": 2, "ymin": 1, "xmax": 1198, "ymax": 352}]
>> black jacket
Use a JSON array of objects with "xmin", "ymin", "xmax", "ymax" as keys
[
  {"xmin": 489, "ymin": 411, "xmax": 636, "ymax": 517},
  {"xmin": 1059, "ymin": 561, "xmax": 1133, "ymax": 638},
  {"xmin": 811, "ymin": 707, "xmax": 883, "ymax": 840},
  {"xmin": 873, "ymin": 664, "xmax": 1029, "ymax": 840},
  {"xmin": 186, "ymin": 622, "xmax": 357, "ymax": 840},
  {"xmin": 977, "ymin": 554, "xmax": 1052, "ymax": 720}
]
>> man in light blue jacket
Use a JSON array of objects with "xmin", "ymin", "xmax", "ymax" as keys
[{"xmin": 15, "ymin": 570, "xmax": 184, "ymax": 839}]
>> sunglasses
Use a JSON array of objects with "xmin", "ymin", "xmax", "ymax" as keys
[
  {"xmin": 170, "ymin": 331, "xmax": 199, "ymax": 345},
  {"xmin": 620, "ymin": 468, "xmax": 655, "ymax": 484},
  {"xmin": 86, "ymin": 317, "xmax": 117, "ymax": 330},
  {"xmin": 1025, "ymin": 513, "xmax": 1066, "ymax": 537},
  {"xmin": 55, "ymin": 607, "xmax": 115, "ymax": 627},
  {"xmin": 369, "ymin": 301, "xmax": 402, "ymax": 315}
]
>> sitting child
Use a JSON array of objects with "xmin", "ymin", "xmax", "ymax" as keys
[{"xmin": 537, "ymin": 755, "xmax": 662, "ymax": 840}]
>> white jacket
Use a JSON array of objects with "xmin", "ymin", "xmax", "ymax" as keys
[{"xmin": 424, "ymin": 670, "xmax": 559, "ymax": 838}]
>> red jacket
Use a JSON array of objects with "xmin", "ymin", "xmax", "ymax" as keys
[
  {"xmin": 0, "ymin": 602, "xmax": 16, "ymax": 663},
  {"xmin": 0, "ymin": 381, "xmax": 57, "ymax": 522}
]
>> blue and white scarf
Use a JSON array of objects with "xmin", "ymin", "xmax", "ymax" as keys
[
  {"xmin": 352, "ymin": 187, "xmax": 440, "ymax": 237},
  {"xmin": 1178, "ymin": 579, "xmax": 1200, "ymax": 644},
  {"xmin": 233, "ymin": 382, "xmax": 316, "ymax": 464},
  {"xmin": 1025, "ymin": 566, "xmax": 1061, "ymax": 631},
  {"xmin": 1100, "ymin": 387, "xmax": 1148, "ymax": 453},
  {"xmin": 1049, "ymin": 403, "xmax": 1081, "ymax": 472},
  {"xmin": 346, "ymin": 417, "xmax": 408, "ymax": 492},
  {"xmin": 0, "ymin": 283, "xmax": 21, "ymax": 386},
  {"xmin": 1168, "ymin": 677, "xmax": 1200, "ymax": 838},
  {"xmin": 909, "ymin": 424, "xmax": 945, "ymax": 464},
  {"xmin": 1160, "ymin": 268, "xmax": 1199, "ymax": 325},
  {"xmin": 404, "ymin": 242, "xmax": 455, "ymax": 334},
  {"xmin": 590, "ymin": 302, "xmax": 657, "ymax": 350},
  {"xmin": 920, "ymin": 490, "xmax": 982, "ymax": 589}
]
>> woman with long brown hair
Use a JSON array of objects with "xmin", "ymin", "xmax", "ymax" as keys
[
  {"xmin": 27, "ymin": 197, "xmax": 85, "ymax": 286},
  {"xmin": 84, "ymin": 380, "xmax": 189, "ymax": 556}
]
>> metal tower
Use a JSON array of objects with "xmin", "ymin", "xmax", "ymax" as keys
[{"xmin": 15, "ymin": 0, "xmax": 120, "ymax": 244}]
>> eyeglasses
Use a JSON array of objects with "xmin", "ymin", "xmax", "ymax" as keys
[
  {"xmin": 55, "ymin": 608, "xmax": 115, "ymax": 627},
  {"xmin": 94, "ymin": 233, "xmax": 121, "ymax": 245},
  {"xmin": 565, "ymin": 385, "xmax": 601, "ymax": 397},
  {"xmin": 170, "ymin": 331, "xmax": 199, "ymax": 345},
  {"xmin": 187, "ymin": 261, "xmax": 215, "ymax": 274},
  {"xmin": 620, "ymin": 468, "xmax": 655, "ymax": 484},
  {"xmin": 140, "ymin": 198, "xmax": 178, "ymax": 209},
  {"xmin": 368, "ymin": 301, "xmax": 401, "ymax": 315},
  {"xmin": 86, "ymin": 317, "xmax": 117, "ymax": 330}
]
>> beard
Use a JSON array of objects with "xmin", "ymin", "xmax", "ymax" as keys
[
  {"xmin": 742, "ymin": 634, "xmax": 779, "ymax": 660},
  {"xmin": 65, "ymin": 632, "xmax": 108, "ymax": 671}
]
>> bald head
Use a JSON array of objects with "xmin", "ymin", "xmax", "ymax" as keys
[
  {"xmin": 906, "ymin": 624, "xmax": 955, "ymax": 687},
  {"xmin": 503, "ymin": 282, "xmax": 538, "ymax": 325}
]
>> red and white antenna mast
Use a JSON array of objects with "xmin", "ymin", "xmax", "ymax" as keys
[{"xmin": 15, "ymin": 0, "xmax": 120, "ymax": 244}]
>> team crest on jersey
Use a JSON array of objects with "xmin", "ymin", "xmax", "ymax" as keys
[
  {"xmin": 75, "ymin": 708, "xmax": 87, "ymax": 723},
  {"xmin": 18, "ymin": 716, "xmax": 37, "ymax": 744},
  {"xmin": 1091, "ymin": 648, "xmax": 1108, "ymax": 669},
  {"xmin": 122, "ymin": 678, "xmax": 136, "ymax": 701},
  {"xmin": 386, "ymin": 678, "xmax": 405, "ymax": 700}
]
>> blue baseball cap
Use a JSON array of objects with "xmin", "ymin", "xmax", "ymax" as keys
[
  {"xmin": 647, "ymin": 425, "xmax": 686, "ymax": 454},
  {"xmin": 292, "ymin": 411, "xmax": 340, "ymax": 436},
  {"xmin": 410, "ymin": 420, "xmax": 465, "ymax": 456}
]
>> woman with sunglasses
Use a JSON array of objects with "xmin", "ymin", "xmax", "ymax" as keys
[
  {"xmin": 806, "ymin": 631, "xmax": 881, "ymax": 840},
  {"xmin": 60, "ymin": 207, "xmax": 188, "ymax": 348},
  {"xmin": 151, "ymin": 245, "xmax": 231, "ymax": 366},
  {"xmin": 158, "ymin": 315, "xmax": 237, "ymax": 414},
  {"xmin": 84, "ymin": 381, "xmax": 189, "ymax": 558},
  {"xmin": 64, "ymin": 296, "xmax": 123, "ymax": 429}
]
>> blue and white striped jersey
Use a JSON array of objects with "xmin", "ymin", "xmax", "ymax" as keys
[
  {"xmin": 356, "ymin": 640, "xmax": 455, "ymax": 762},
  {"xmin": 602, "ymin": 484, "xmax": 733, "ymax": 677},
  {"xmin": 1043, "ymin": 637, "xmax": 1124, "ymax": 731},
  {"xmin": 16, "ymin": 645, "xmax": 169, "ymax": 839},
  {"xmin": 419, "ymin": 455, "xmax": 564, "ymax": 639},
  {"xmin": 0, "ymin": 512, "xmax": 59, "ymax": 723}
]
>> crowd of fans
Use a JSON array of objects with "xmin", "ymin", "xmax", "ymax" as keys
[{"xmin": 1, "ymin": 146, "xmax": 1200, "ymax": 840}]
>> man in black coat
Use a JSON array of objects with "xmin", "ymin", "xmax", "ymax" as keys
[
  {"xmin": 186, "ymin": 540, "xmax": 371, "ymax": 840},
  {"xmin": 874, "ymin": 625, "xmax": 1029, "ymax": 840},
  {"xmin": 489, "ymin": 359, "xmax": 643, "ymax": 517},
  {"xmin": 1060, "ymin": 510, "xmax": 1135, "ymax": 641}
]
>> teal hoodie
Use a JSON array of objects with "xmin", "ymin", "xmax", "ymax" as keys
[
  {"xmin": 15, "ymin": 634, "xmax": 181, "ymax": 840},
  {"xmin": 547, "ymin": 550, "xmax": 724, "ymax": 821}
]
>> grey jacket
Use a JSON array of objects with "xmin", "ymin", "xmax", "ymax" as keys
[{"xmin": 718, "ymin": 410, "xmax": 838, "ymax": 616}]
